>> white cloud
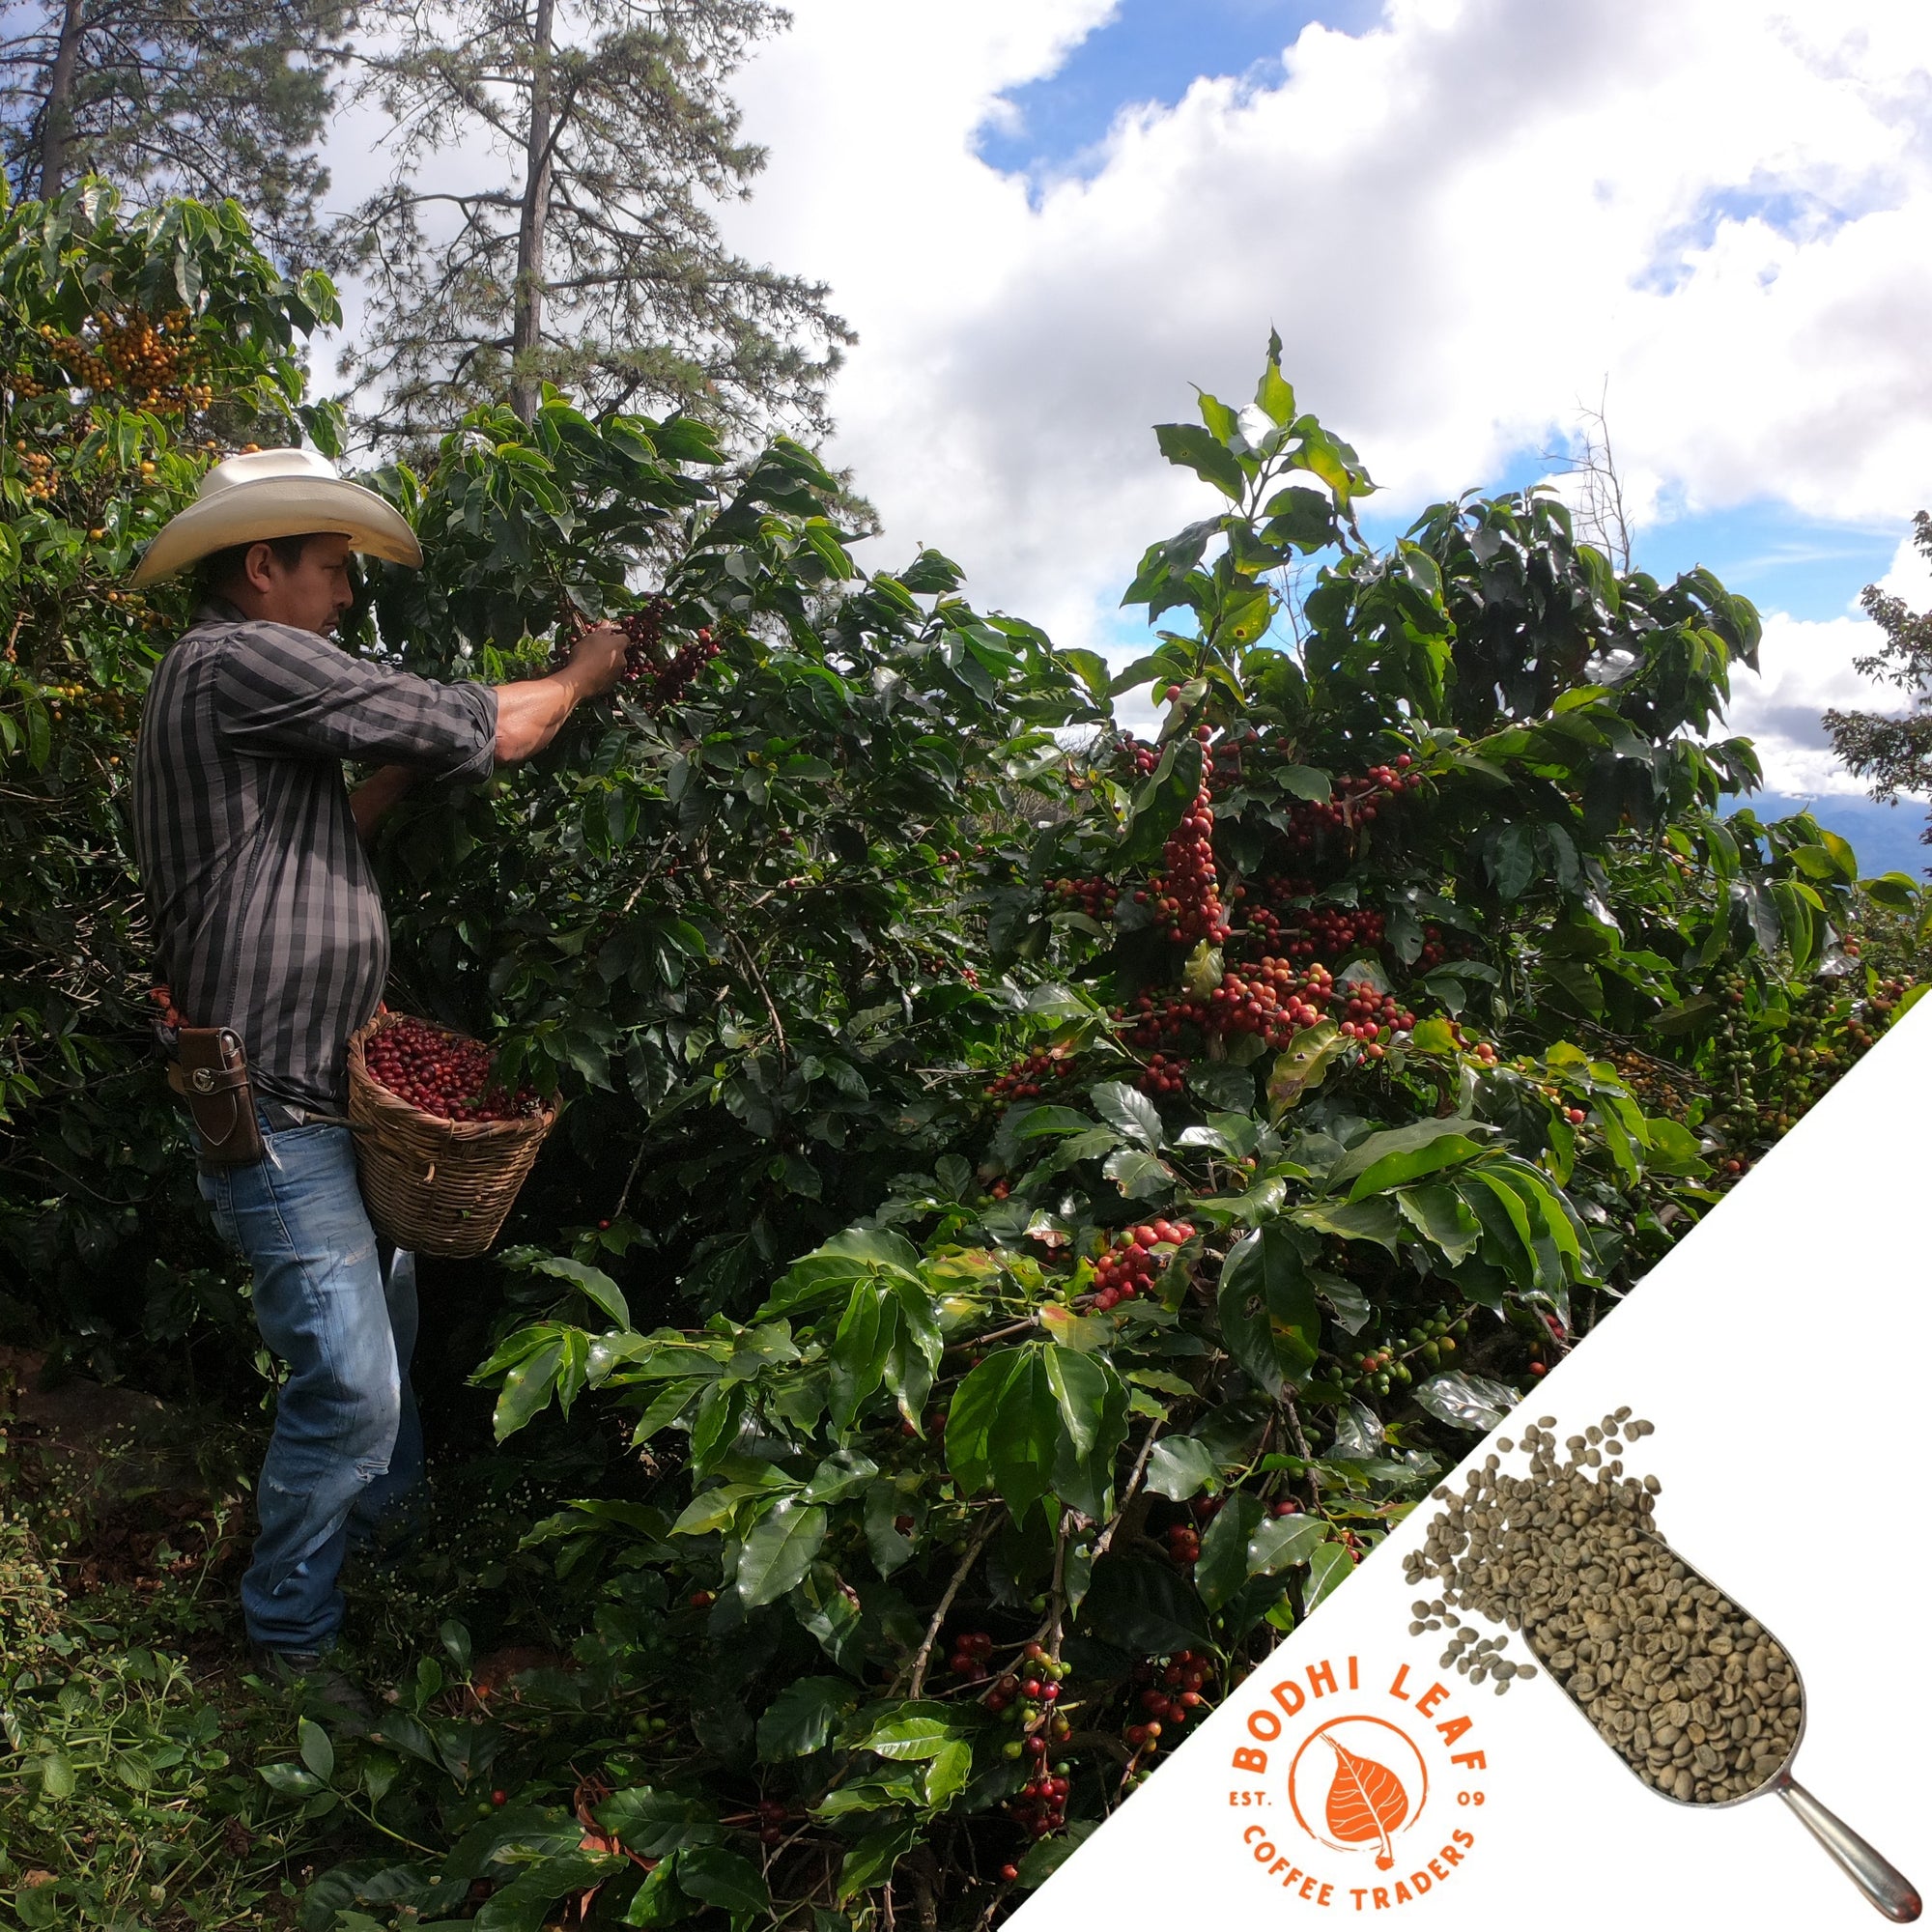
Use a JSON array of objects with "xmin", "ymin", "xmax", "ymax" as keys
[
  {"xmin": 1721, "ymin": 528, "xmax": 1932, "ymax": 796},
  {"xmin": 1723, "ymin": 611, "xmax": 1883, "ymax": 796},
  {"xmin": 1877, "ymin": 524, "xmax": 1932, "ymax": 606},
  {"xmin": 706, "ymin": 0, "xmax": 1932, "ymax": 664}
]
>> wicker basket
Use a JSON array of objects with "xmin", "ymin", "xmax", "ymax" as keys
[{"xmin": 347, "ymin": 1013, "xmax": 555, "ymax": 1259}]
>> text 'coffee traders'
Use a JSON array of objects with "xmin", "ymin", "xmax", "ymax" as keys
[{"xmin": 1228, "ymin": 1652, "xmax": 1492, "ymax": 1913}]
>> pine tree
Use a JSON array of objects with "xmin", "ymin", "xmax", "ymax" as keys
[
  {"xmin": 342, "ymin": 0, "xmax": 851, "ymax": 438},
  {"xmin": 0, "ymin": 0, "xmax": 351, "ymax": 266},
  {"xmin": 1823, "ymin": 511, "xmax": 1932, "ymax": 859}
]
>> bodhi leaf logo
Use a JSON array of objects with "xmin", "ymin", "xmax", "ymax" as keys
[
  {"xmin": 1233, "ymin": 1654, "xmax": 1489, "ymax": 1911},
  {"xmin": 1288, "ymin": 1715, "xmax": 1429, "ymax": 1868},
  {"xmin": 1322, "ymin": 1733, "xmax": 1410, "ymax": 1868}
]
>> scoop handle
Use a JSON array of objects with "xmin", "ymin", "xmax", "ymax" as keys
[{"xmin": 1776, "ymin": 1773, "xmax": 1921, "ymax": 1921}]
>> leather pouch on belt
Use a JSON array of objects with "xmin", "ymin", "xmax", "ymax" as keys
[{"xmin": 168, "ymin": 1027, "xmax": 266, "ymax": 1164}]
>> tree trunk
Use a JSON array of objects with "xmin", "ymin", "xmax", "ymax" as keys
[
  {"xmin": 39, "ymin": 0, "xmax": 86, "ymax": 199},
  {"xmin": 508, "ymin": 0, "xmax": 555, "ymax": 421}
]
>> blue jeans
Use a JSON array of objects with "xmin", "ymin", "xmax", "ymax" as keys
[{"xmin": 197, "ymin": 1115, "xmax": 422, "ymax": 1653}]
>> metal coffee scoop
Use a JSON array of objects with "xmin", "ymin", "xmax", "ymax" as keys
[{"xmin": 1533, "ymin": 1529, "xmax": 1919, "ymax": 1922}]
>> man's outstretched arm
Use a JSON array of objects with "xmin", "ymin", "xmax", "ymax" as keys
[
  {"xmin": 493, "ymin": 622, "xmax": 629, "ymax": 762},
  {"xmin": 346, "ymin": 624, "xmax": 631, "ymax": 840}
]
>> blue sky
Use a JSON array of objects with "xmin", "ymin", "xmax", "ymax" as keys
[{"xmin": 978, "ymin": 1, "xmax": 1388, "ymax": 181}]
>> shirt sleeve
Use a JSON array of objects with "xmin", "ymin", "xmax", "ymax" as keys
[{"xmin": 213, "ymin": 620, "xmax": 498, "ymax": 782}]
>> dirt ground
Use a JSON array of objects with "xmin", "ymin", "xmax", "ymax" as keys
[{"xmin": 0, "ymin": 1345, "xmax": 246, "ymax": 1602}]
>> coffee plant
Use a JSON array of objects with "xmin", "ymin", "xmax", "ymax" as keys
[
  {"xmin": 0, "ymin": 183, "xmax": 342, "ymax": 1378},
  {"xmin": 4, "ymin": 191, "xmax": 1929, "ymax": 1930},
  {"xmin": 349, "ymin": 390, "xmax": 1098, "ymax": 1312},
  {"xmin": 264, "ymin": 339, "xmax": 1928, "ymax": 1929}
]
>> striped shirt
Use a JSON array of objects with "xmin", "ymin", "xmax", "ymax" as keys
[{"xmin": 132, "ymin": 602, "xmax": 498, "ymax": 1112}]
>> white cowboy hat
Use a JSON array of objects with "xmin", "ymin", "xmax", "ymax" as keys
[{"xmin": 129, "ymin": 446, "xmax": 423, "ymax": 587}]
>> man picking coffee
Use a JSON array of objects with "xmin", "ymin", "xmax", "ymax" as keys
[{"xmin": 130, "ymin": 448, "xmax": 626, "ymax": 1682}]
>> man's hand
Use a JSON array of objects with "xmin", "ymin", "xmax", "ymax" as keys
[
  {"xmin": 493, "ymin": 621, "xmax": 630, "ymax": 764},
  {"xmin": 349, "ymin": 763, "xmax": 420, "ymax": 841},
  {"xmin": 568, "ymin": 620, "xmax": 630, "ymax": 696}
]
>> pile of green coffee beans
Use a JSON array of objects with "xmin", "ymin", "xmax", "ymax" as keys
[{"xmin": 1402, "ymin": 1408, "xmax": 1804, "ymax": 1804}]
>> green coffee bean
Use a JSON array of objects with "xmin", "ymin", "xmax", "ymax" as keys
[{"xmin": 1401, "ymin": 1408, "xmax": 1802, "ymax": 1804}]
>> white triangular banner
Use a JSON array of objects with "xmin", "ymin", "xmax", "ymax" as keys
[{"xmin": 1014, "ymin": 1002, "xmax": 1930, "ymax": 1931}]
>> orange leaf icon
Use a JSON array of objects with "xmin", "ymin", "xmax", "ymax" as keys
[{"xmin": 1322, "ymin": 1734, "xmax": 1409, "ymax": 1869}]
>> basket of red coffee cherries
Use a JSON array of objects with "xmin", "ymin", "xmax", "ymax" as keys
[{"xmin": 347, "ymin": 1011, "xmax": 554, "ymax": 1258}]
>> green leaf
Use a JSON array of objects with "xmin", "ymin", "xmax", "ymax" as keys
[
  {"xmin": 1648, "ymin": 994, "xmax": 1717, "ymax": 1035},
  {"xmin": 838, "ymin": 1822, "xmax": 921, "ymax": 1902},
  {"xmin": 477, "ymin": 1853, "xmax": 620, "ymax": 1932},
  {"xmin": 440, "ymin": 1618, "xmax": 474, "ymax": 1675},
  {"xmin": 1195, "ymin": 1492, "xmax": 1265, "ymax": 1611},
  {"xmin": 801, "ymin": 1448, "xmax": 879, "ymax": 1503},
  {"xmin": 1861, "ymin": 869, "xmax": 1919, "ymax": 907},
  {"xmin": 1145, "ymin": 1435, "xmax": 1219, "ymax": 1501},
  {"xmin": 829, "ymin": 1280, "xmax": 895, "ymax": 1433},
  {"xmin": 622, "ymin": 1855, "xmax": 696, "ymax": 1927},
  {"xmin": 1016, "ymin": 1817, "xmax": 1099, "ymax": 1887},
  {"xmin": 1275, "ymin": 763, "xmax": 1332, "ymax": 801},
  {"xmin": 1044, "ymin": 1344, "xmax": 1130, "ymax": 1519},
  {"xmin": 492, "ymin": 1330, "xmax": 566, "ymax": 1442},
  {"xmin": 1267, "ymin": 1023, "xmax": 1345, "ymax": 1115},
  {"xmin": 850, "ymin": 1703, "xmax": 959, "ymax": 1761},
  {"xmin": 1329, "ymin": 1117, "xmax": 1492, "ymax": 1198},
  {"xmin": 595, "ymin": 1789, "xmax": 722, "ymax": 1860},
  {"xmin": 1302, "ymin": 1540, "xmax": 1354, "ymax": 1612},
  {"xmin": 672, "ymin": 1479, "xmax": 775, "ymax": 1536},
  {"xmin": 756, "ymin": 1677, "xmax": 859, "ymax": 1760},
  {"xmin": 863, "ymin": 1480, "xmax": 916, "ymax": 1577},
  {"xmin": 1293, "ymin": 1197, "xmax": 1402, "ymax": 1250},
  {"xmin": 677, "ymin": 1847, "xmax": 769, "ymax": 1915},
  {"xmin": 1119, "ymin": 734, "xmax": 1206, "ymax": 867},
  {"xmin": 1090, "ymin": 1080, "xmax": 1163, "ymax": 1149},
  {"xmin": 1154, "ymin": 421, "xmax": 1246, "ymax": 500},
  {"xmin": 1188, "ymin": 1060, "xmax": 1260, "ymax": 1113},
  {"xmin": 298, "ymin": 1717, "xmax": 334, "ymax": 1783},
  {"xmin": 923, "ymin": 1738, "xmax": 973, "ymax": 1807},
  {"xmin": 1407, "ymin": 1016, "xmax": 1461, "ymax": 1054},
  {"xmin": 1413, "ymin": 1372, "xmax": 1520, "ymax": 1432},
  {"xmin": 1394, "ymin": 1183, "xmax": 1484, "ymax": 1264},
  {"xmin": 1083, "ymin": 1556, "xmax": 1209, "ymax": 1655},
  {"xmin": 1254, "ymin": 356, "xmax": 1296, "ymax": 428},
  {"xmin": 1102, "ymin": 1148, "xmax": 1174, "ymax": 1198},
  {"xmin": 512, "ymin": 1252, "xmax": 632, "ymax": 1328},
  {"xmin": 945, "ymin": 1349, "xmax": 1011, "ymax": 1498},
  {"xmin": 947, "ymin": 1346, "xmax": 1061, "ymax": 1520},
  {"xmin": 1246, "ymin": 1512, "xmax": 1327, "ymax": 1577},
  {"xmin": 1039, "ymin": 1126, "xmax": 1121, "ymax": 1173},
  {"xmin": 1216, "ymin": 1224, "xmax": 1321, "ymax": 1396},
  {"xmin": 815, "ymin": 1774, "xmax": 925, "ymax": 1817},
  {"xmin": 793, "ymin": 1560, "xmax": 867, "ymax": 1668},
  {"xmin": 1041, "ymin": 1343, "xmax": 1109, "ymax": 1462},
  {"xmin": 736, "ymin": 1502, "xmax": 828, "ymax": 1607},
  {"xmin": 626, "ymin": 1378, "xmax": 703, "ymax": 1451},
  {"xmin": 259, "ymin": 1760, "xmax": 324, "ymax": 1799},
  {"xmin": 13, "ymin": 1872, "xmax": 62, "ymax": 1929},
  {"xmin": 1012, "ymin": 1106, "xmax": 1100, "ymax": 1139},
  {"xmin": 883, "ymin": 1274, "xmax": 944, "ymax": 1424}
]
